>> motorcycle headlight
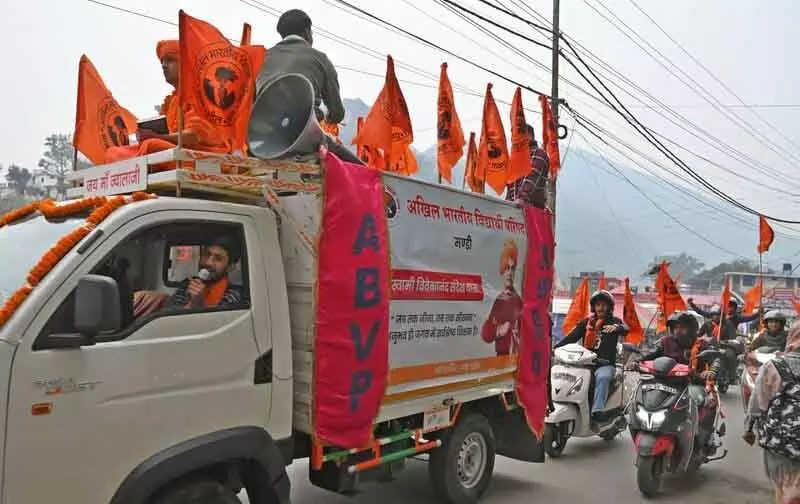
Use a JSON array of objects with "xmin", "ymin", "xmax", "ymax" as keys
[{"xmin": 635, "ymin": 406, "xmax": 667, "ymax": 430}]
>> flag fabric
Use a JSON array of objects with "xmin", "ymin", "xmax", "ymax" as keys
[
  {"xmin": 539, "ymin": 95, "xmax": 561, "ymax": 180},
  {"xmin": 623, "ymin": 278, "xmax": 644, "ymax": 345},
  {"xmin": 597, "ymin": 274, "xmax": 607, "ymax": 291},
  {"xmin": 320, "ymin": 121, "xmax": 343, "ymax": 145},
  {"xmin": 793, "ymin": 297, "xmax": 800, "ymax": 316},
  {"xmin": 72, "ymin": 55, "xmax": 139, "ymax": 165},
  {"xmin": 464, "ymin": 132, "xmax": 484, "ymax": 193},
  {"xmin": 240, "ymin": 22, "xmax": 252, "ymax": 45},
  {"xmin": 508, "ymin": 87, "xmax": 531, "ymax": 183},
  {"xmin": 478, "ymin": 84, "xmax": 510, "ymax": 195},
  {"xmin": 351, "ymin": 55, "xmax": 414, "ymax": 171},
  {"xmin": 758, "ymin": 216, "xmax": 775, "ymax": 254},
  {"xmin": 436, "ymin": 63, "xmax": 465, "ymax": 183},
  {"xmin": 178, "ymin": 10, "xmax": 266, "ymax": 154},
  {"xmin": 716, "ymin": 278, "xmax": 733, "ymax": 341},
  {"xmin": 655, "ymin": 262, "xmax": 687, "ymax": 332},
  {"xmin": 355, "ymin": 116, "xmax": 386, "ymax": 170},
  {"xmin": 563, "ymin": 277, "xmax": 590, "ymax": 336},
  {"xmin": 390, "ymin": 144, "xmax": 419, "ymax": 176},
  {"xmin": 743, "ymin": 280, "xmax": 763, "ymax": 315}
]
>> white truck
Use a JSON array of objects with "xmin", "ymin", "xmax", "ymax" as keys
[{"xmin": 0, "ymin": 149, "xmax": 549, "ymax": 504}]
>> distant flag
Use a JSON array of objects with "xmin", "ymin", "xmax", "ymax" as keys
[
  {"xmin": 478, "ymin": 83, "xmax": 510, "ymax": 195},
  {"xmin": 72, "ymin": 55, "xmax": 138, "ymax": 165},
  {"xmin": 743, "ymin": 280, "xmax": 763, "ymax": 316},
  {"xmin": 563, "ymin": 277, "xmax": 590, "ymax": 336},
  {"xmin": 717, "ymin": 278, "xmax": 733, "ymax": 341},
  {"xmin": 597, "ymin": 274, "xmax": 607, "ymax": 291},
  {"xmin": 508, "ymin": 87, "xmax": 531, "ymax": 183},
  {"xmin": 758, "ymin": 216, "xmax": 775, "ymax": 254},
  {"xmin": 464, "ymin": 132, "xmax": 484, "ymax": 193},
  {"xmin": 623, "ymin": 278, "xmax": 644, "ymax": 345},
  {"xmin": 436, "ymin": 63, "xmax": 465, "ymax": 183},
  {"xmin": 539, "ymin": 95, "xmax": 561, "ymax": 180},
  {"xmin": 655, "ymin": 261, "xmax": 686, "ymax": 332}
]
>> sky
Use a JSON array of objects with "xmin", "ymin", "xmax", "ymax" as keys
[{"xmin": 3, "ymin": 0, "xmax": 800, "ymax": 265}]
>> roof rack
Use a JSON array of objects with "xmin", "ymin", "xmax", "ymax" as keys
[{"xmin": 66, "ymin": 147, "xmax": 322, "ymax": 203}]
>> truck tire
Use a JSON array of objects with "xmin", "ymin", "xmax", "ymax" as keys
[
  {"xmin": 153, "ymin": 480, "xmax": 241, "ymax": 504},
  {"xmin": 429, "ymin": 413, "xmax": 496, "ymax": 504}
]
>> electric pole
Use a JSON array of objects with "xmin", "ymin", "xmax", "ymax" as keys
[{"xmin": 549, "ymin": 0, "xmax": 560, "ymax": 217}]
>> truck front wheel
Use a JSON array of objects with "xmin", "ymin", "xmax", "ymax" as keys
[
  {"xmin": 429, "ymin": 413, "xmax": 496, "ymax": 504},
  {"xmin": 153, "ymin": 480, "xmax": 241, "ymax": 504}
]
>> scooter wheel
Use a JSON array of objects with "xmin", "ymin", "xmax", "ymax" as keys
[
  {"xmin": 544, "ymin": 424, "xmax": 568, "ymax": 458},
  {"xmin": 717, "ymin": 382, "xmax": 729, "ymax": 394},
  {"xmin": 636, "ymin": 455, "xmax": 663, "ymax": 498}
]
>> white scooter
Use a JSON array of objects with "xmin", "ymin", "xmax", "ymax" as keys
[{"xmin": 544, "ymin": 343, "xmax": 631, "ymax": 457}]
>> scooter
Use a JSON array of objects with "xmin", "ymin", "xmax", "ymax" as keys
[
  {"xmin": 717, "ymin": 339, "xmax": 746, "ymax": 394},
  {"xmin": 628, "ymin": 348, "xmax": 727, "ymax": 498},
  {"xmin": 740, "ymin": 346, "xmax": 780, "ymax": 414},
  {"xmin": 544, "ymin": 343, "xmax": 630, "ymax": 457}
]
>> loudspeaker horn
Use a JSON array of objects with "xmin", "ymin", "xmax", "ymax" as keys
[{"xmin": 248, "ymin": 74, "xmax": 324, "ymax": 160}]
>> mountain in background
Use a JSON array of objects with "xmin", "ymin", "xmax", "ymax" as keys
[{"xmin": 338, "ymin": 98, "xmax": 800, "ymax": 281}]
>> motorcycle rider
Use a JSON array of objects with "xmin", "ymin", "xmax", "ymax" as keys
[
  {"xmin": 689, "ymin": 298, "xmax": 759, "ymax": 383},
  {"xmin": 749, "ymin": 310, "xmax": 788, "ymax": 352},
  {"xmin": 555, "ymin": 290, "xmax": 629, "ymax": 420}
]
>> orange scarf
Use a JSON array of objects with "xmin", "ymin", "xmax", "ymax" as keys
[
  {"xmin": 202, "ymin": 277, "xmax": 229, "ymax": 307},
  {"xmin": 584, "ymin": 317, "xmax": 604, "ymax": 350}
]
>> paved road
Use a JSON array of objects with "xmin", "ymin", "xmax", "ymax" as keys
[{"xmin": 280, "ymin": 387, "xmax": 772, "ymax": 504}]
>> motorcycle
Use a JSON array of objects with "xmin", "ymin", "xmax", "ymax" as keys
[
  {"xmin": 544, "ymin": 343, "xmax": 631, "ymax": 457},
  {"xmin": 740, "ymin": 345, "xmax": 780, "ymax": 414},
  {"xmin": 628, "ymin": 348, "xmax": 727, "ymax": 498},
  {"xmin": 716, "ymin": 338, "xmax": 746, "ymax": 394}
]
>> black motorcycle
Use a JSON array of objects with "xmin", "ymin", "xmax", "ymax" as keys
[
  {"xmin": 716, "ymin": 339, "xmax": 746, "ymax": 393},
  {"xmin": 628, "ymin": 347, "xmax": 727, "ymax": 498}
]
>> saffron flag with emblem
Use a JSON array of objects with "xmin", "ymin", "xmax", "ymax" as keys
[
  {"xmin": 655, "ymin": 261, "xmax": 686, "ymax": 332},
  {"xmin": 352, "ymin": 55, "xmax": 414, "ymax": 171},
  {"xmin": 758, "ymin": 216, "xmax": 775, "ymax": 254},
  {"xmin": 539, "ymin": 95, "xmax": 561, "ymax": 180},
  {"xmin": 478, "ymin": 84, "xmax": 510, "ymax": 195},
  {"xmin": 623, "ymin": 278, "xmax": 643, "ymax": 345},
  {"xmin": 72, "ymin": 55, "xmax": 139, "ymax": 165},
  {"xmin": 508, "ymin": 87, "xmax": 531, "ymax": 183},
  {"xmin": 563, "ymin": 277, "xmax": 590, "ymax": 336},
  {"xmin": 178, "ymin": 10, "xmax": 266, "ymax": 154},
  {"xmin": 464, "ymin": 132, "xmax": 484, "ymax": 193},
  {"xmin": 743, "ymin": 280, "xmax": 763, "ymax": 315},
  {"xmin": 437, "ymin": 63, "xmax": 464, "ymax": 183}
]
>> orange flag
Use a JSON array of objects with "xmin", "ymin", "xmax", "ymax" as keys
[
  {"xmin": 352, "ymin": 55, "xmax": 414, "ymax": 170},
  {"xmin": 72, "ymin": 55, "xmax": 139, "ymax": 165},
  {"xmin": 597, "ymin": 274, "xmax": 607, "ymax": 291},
  {"xmin": 539, "ymin": 95, "xmax": 561, "ymax": 180},
  {"xmin": 743, "ymin": 280, "xmax": 763, "ymax": 315},
  {"xmin": 655, "ymin": 261, "xmax": 687, "ymax": 332},
  {"xmin": 391, "ymin": 144, "xmax": 419, "ymax": 175},
  {"xmin": 623, "ymin": 278, "xmax": 644, "ymax": 345},
  {"xmin": 563, "ymin": 277, "xmax": 590, "ymax": 336},
  {"xmin": 355, "ymin": 117, "xmax": 386, "ymax": 169},
  {"xmin": 464, "ymin": 132, "xmax": 484, "ymax": 193},
  {"xmin": 758, "ymin": 216, "xmax": 775, "ymax": 254},
  {"xmin": 437, "ymin": 63, "xmax": 465, "ymax": 183},
  {"xmin": 793, "ymin": 297, "xmax": 800, "ymax": 316},
  {"xmin": 240, "ymin": 23, "xmax": 252, "ymax": 45},
  {"xmin": 178, "ymin": 10, "xmax": 266, "ymax": 154},
  {"xmin": 508, "ymin": 87, "xmax": 531, "ymax": 183},
  {"xmin": 321, "ymin": 121, "xmax": 343, "ymax": 145},
  {"xmin": 478, "ymin": 84, "xmax": 510, "ymax": 195}
]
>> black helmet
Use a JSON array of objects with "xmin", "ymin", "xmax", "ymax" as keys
[
  {"xmin": 763, "ymin": 310, "xmax": 787, "ymax": 324},
  {"xmin": 590, "ymin": 290, "xmax": 614, "ymax": 312},
  {"xmin": 667, "ymin": 311, "xmax": 699, "ymax": 338}
]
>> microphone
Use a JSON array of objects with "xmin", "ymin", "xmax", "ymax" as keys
[{"xmin": 197, "ymin": 268, "xmax": 211, "ymax": 282}]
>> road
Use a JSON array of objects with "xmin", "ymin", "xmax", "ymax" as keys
[{"xmin": 279, "ymin": 386, "xmax": 773, "ymax": 504}]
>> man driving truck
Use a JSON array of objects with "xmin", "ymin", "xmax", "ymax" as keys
[{"xmin": 167, "ymin": 236, "xmax": 243, "ymax": 309}]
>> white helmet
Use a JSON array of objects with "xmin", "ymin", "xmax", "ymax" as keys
[{"xmin": 686, "ymin": 310, "xmax": 705, "ymax": 330}]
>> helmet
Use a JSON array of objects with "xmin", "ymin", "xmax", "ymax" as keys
[
  {"xmin": 764, "ymin": 310, "xmax": 787, "ymax": 324},
  {"xmin": 590, "ymin": 290, "xmax": 614, "ymax": 311},
  {"xmin": 686, "ymin": 310, "xmax": 705, "ymax": 330},
  {"xmin": 667, "ymin": 311, "xmax": 700, "ymax": 338}
]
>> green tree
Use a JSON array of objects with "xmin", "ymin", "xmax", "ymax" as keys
[
  {"xmin": 37, "ymin": 133, "xmax": 76, "ymax": 199},
  {"xmin": 5, "ymin": 165, "xmax": 32, "ymax": 196},
  {"xmin": 644, "ymin": 253, "xmax": 705, "ymax": 280}
]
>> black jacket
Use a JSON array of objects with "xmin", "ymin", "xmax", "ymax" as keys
[
  {"xmin": 639, "ymin": 335, "xmax": 722, "ymax": 376},
  {"xmin": 556, "ymin": 315, "xmax": 628, "ymax": 364},
  {"xmin": 689, "ymin": 301, "xmax": 760, "ymax": 341}
]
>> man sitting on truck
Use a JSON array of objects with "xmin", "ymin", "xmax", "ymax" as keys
[
  {"xmin": 166, "ymin": 236, "xmax": 243, "ymax": 310},
  {"xmin": 105, "ymin": 39, "xmax": 229, "ymax": 166}
]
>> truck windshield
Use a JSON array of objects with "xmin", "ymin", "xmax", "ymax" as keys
[{"xmin": 0, "ymin": 215, "xmax": 85, "ymax": 305}]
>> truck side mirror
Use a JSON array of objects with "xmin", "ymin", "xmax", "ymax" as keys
[{"xmin": 74, "ymin": 274, "xmax": 121, "ymax": 336}]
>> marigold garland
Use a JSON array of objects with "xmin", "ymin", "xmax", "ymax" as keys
[{"xmin": 0, "ymin": 192, "xmax": 156, "ymax": 329}]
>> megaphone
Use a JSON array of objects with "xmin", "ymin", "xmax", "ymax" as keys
[{"xmin": 248, "ymin": 74, "xmax": 324, "ymax": 160}]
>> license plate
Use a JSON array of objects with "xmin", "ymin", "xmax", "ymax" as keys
[
  {"xmin": 641, "ymin": 383, "xmax": 679, "ymax": 394},
  {"xmin": 423, "ymin": 407, "xmax": 451, "ymax": 433}
]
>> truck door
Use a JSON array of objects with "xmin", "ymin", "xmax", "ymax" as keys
[{"xmin": 3, "ymin": 211, "xmax": 275, "ymax": 504}]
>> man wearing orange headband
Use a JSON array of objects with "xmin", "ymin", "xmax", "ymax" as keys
[{"xmin": 106, "ymin": 40, "xmax": 228, "ymax": 165}]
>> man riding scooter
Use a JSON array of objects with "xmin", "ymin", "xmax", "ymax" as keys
[
  {"xmin": 749, "ymin": 310, "xmax": 788, "ymax": 352},
  {"xmin": 555, "ymin": 290, "xmax": 629, "ymax": 421}
]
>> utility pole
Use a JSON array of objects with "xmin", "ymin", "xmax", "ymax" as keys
[{"xmin": 549, "ymin": 0, "xmax": 560, "ymax": 217}]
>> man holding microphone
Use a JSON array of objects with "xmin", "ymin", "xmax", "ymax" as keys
[{"xmin": 167, "ymin": 236, "xmax": 243, "ymax": 310}]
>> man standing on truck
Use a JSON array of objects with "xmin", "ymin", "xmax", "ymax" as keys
[
  {"xmin": 167, "ymin": 236, "xmax": 243, "ymax": 309},
  {"xmin": 505, "ymin": 124, "xmax": 549, "ymax": 209},
  {"xmin": 481, "ymin": 240, "xmax": 523, "ymax": 356}
]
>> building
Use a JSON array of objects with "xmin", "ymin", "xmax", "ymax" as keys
[
  {"xmin": 726, "ymin": 268, "xmax": 800, "ymax": 313},
  {"xmin": 30, "ymin": 170, "xmax": 59, "ymax": 198},
  {"xmin": 568, "ymin": 271, "xmax": 623, "ymax": 294}
]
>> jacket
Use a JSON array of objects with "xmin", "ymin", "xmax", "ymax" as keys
[
  {"xmin": 640, "ymin": 335, "xmax": 722, "ymax": 376},
  {"xmin": 689, "ymin": 301, "xmax": 760, "ymax": 341},
  {"xmin": 750, "ymin": 330, "xmax": 788, "ymax": 352},
  {"xmin": 555, "ymin": 315, "xmax": 628, "ymax": 364}
]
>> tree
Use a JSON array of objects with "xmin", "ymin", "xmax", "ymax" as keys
[
  {"xmin": 38, "ymin": 133, "xmax": 76, "ymax": 199},
  {"xmin": 687, "ymin": 259, "xmax": 771, "ymax": 291},
  {"xmin": 644, "ymin": 253, "xmax": 705, "ymax": 281},
  {"xmin": 5, "ymin": 164, "xmax": 32, "ymax": 196}
]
